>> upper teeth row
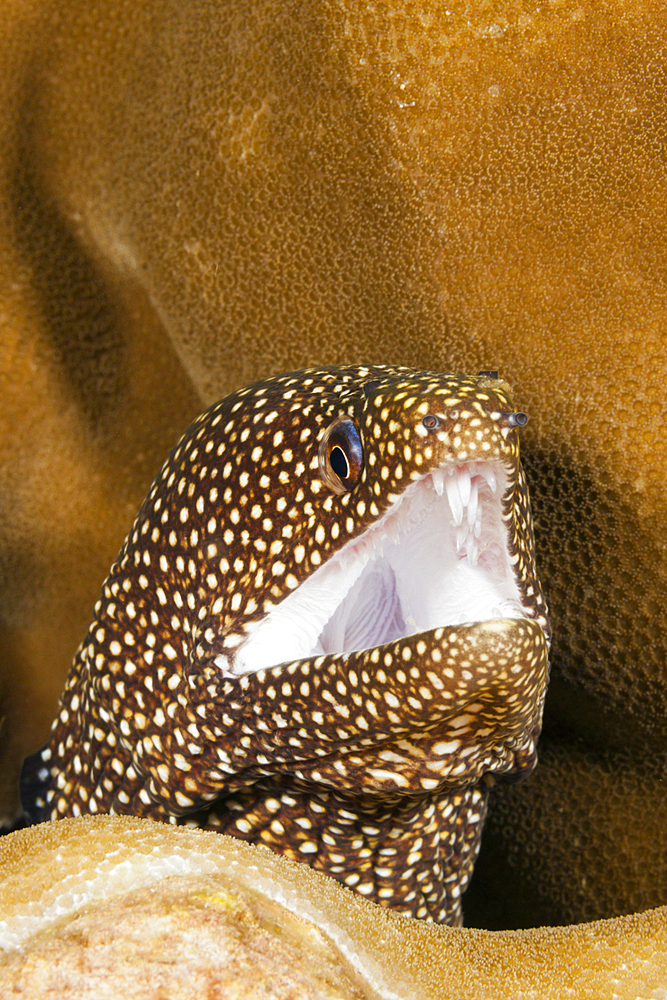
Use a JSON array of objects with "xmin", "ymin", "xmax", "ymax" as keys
[
  {"xmin": 430, "ymin": 464, "xmax": 498, "ymax": 524},
  {"xmin": 427, "ymin": 463, "xmax": 503, "ymax": 567}
]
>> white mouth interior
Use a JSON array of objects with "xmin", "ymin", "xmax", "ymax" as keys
[{"xmin": 215, "ymin": 462, "xmax": 526, "ymax": 677}]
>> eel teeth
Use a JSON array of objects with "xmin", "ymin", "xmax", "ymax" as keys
[
  {"xmin": 482, "ymin": 468, "xmax": 498, "ymax": 495},
  {"xmin": 446, "ymin": 474, "xmax": 464, "ymax": 526},
  {"xmin": 458, "ymin": 468, "xmax": 472, "ymax": 508},
  {"xmin": 431, "ymin": 468, "xmax": 445, "ymax": 497},
  {"xmin": 466, "ymin": 479, "xmax": 479, "ymax": 528},
  {"xmin": 446, "ymin": 465, "xmax": 498, "ymax": 566}
]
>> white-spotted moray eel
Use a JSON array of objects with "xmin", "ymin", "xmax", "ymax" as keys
[{"xmin": 21, "ymin": 366, "xmax": 550, "ymax": 925}]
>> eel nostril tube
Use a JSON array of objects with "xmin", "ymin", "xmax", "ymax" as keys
[{"xmin": 500, "ymin": 411, "xmax": 528, "ymax": 428}]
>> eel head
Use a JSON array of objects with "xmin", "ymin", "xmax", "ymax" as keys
[{"xmin": 22, "ymin": 365, "xmax": 550, "ymax": 924}]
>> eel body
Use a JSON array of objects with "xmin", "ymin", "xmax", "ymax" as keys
[{"xmin": 21, "ymin": 365, "xmax": 550, "ymax": 925}]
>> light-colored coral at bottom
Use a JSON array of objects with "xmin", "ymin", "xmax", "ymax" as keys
[
  {"xmin": 1, "ymin": 816, "xmax": 666, "ymax": 1000},
  {"xmin": 0, "ymin": 874, "xmax": 369, "ymax": 1000}
]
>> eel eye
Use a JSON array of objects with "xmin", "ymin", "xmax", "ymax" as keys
[
  {"xmin": 318, "ymin": 417, "xmax": 364, "ymax": 494},
  {"xmin": 422, "ymin": 414, "xmax": 440, "ymax": 430}
]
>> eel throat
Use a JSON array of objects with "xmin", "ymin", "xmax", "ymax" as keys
[{"xmin": 21, "ymin": 365, "xmax": 550, "ymax": 925}]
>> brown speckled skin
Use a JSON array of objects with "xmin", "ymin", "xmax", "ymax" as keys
[{"xmin": 23, "ymin": 366, "xmax": 549, "ymax": 924}]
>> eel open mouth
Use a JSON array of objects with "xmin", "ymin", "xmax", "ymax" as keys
[{"xmin": 217, "ymin": 460, "xmax": 532, "ymax": 677}]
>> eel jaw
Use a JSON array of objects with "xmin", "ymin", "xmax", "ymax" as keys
[{"xmin": 215, "ymin": 460, "xmax": 538, "ymax": 677}]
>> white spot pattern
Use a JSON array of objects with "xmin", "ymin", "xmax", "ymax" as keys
[{"xmin": 22, "ymin": 365, "xmax": 550, "ymax": 927}]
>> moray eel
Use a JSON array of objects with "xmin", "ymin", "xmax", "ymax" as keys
[{"xmin": 21, "ymin": 365, "xmax": 550, "ymax": 925}]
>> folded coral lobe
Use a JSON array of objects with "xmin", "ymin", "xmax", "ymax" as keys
[{"xmin": 21, "ymin": 365, "xmax": 550, "ymax": 924}]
